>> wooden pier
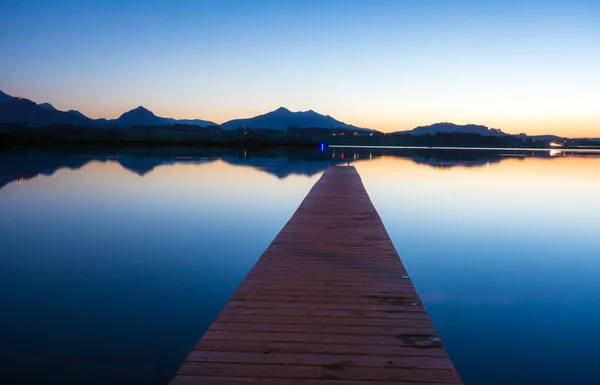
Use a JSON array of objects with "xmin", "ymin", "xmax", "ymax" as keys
[{"xmin": 171, "ymin": 166, "xmax": 462, "ymax": 384}]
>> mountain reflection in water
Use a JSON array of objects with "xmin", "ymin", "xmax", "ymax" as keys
[{"xmin": 1, "ymin": 146, "xmax": 593, "ymax": 191}]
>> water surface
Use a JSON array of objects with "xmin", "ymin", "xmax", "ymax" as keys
[{"xmin": 0, "ymin": 146, "xmax": 599, "ymax": 384}]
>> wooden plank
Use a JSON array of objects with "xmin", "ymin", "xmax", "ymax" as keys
[
  {"xmin": 214, "ymin": 314, "xmax": 436, "ymax": 327},
  {"xmin": 229, "ymin": 294, "xmax": 421, "ymax": 304},
  {"xmin": 224, "ymin": 300, "xmax": 425, "ymax": 312},
  {"xmin": 172, "ymin": 376, "xmax": 458, "ymax": 385},
  {"xmin": 219, "ymin": 306, "xmax": 434, "ymax": 320},
  {"xmin": 206, "ymin": 321, "xmax": 437, "ymax": 336},
  {"xmin": 200, "ymin": 330, "xmax": 441, "ymax": 347},
  {"xmin": 236, "ymin": 283, "xmax": 419, "ymax": 292},
  {"xmin": 186, "ymin": 351, "xmax": 456, "ymax": 369},
  {"xmin": 170, "ymin": 166, "xmax": 462, "ymax": 384},
  {"xmin": 176, "ymin": 362, "xmax": 461, "ymax": 382},
  {"xmin": 193, "ymin": 340, "xmax": 452, "ymax": 358},
  {"xmin": 237, "ymin": 288, "xmax": 419, "ymax": 297}
]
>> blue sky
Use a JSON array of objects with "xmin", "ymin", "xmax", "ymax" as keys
[{"xmin": 1, "ymin": 0, "xmax": 599, "ymax": 135}]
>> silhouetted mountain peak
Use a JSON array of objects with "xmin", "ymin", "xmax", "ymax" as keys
[
  {"xmin": 0, "ymin": 90, "xmax": 13, "ymax": 103},
  {"xmin": 67, "ymin": 110, "xmax": 91, "ymax": 120},
  {"xmin": 303, "ymin": 109, "xmax": 320, "ymax": 116},
  {"xmin": 0, "ymin": 97, "xmax": 93, "ymax": 126},
  {"xmin": 119, "ymin": 106, "xmax": 157, "ymax": 118},
  {"xmin": 39, "ymin": 103, "xmax": 58, "ymax": 111},
  {"xmin": 221, "ymin": 107, "xmax": 373, "ymax": 131},
  {"xmin": 6, "ymin": 97, "xmax": 38, "ymax": 107},
  {"xmin": 115, "ymin": 106, "xmax": 163, "ymax": 128}
]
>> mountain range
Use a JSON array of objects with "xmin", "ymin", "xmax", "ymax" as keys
[
  {"xmin": 0, "ymin": 91, "xmax": 218, "ymax": 129},
  {"xmin": 0, "ymin": 90, "xmax": 488, "ymax": 135},
  {"xmin": 0, "ymin": 90, "xmax": 375, "ymax": 132},
  {"xmin": 0, "ymin": 90, "xmax": 595, "ymax": 140},
  {"xmin": 0, "ymin": 98, "xmax": 94, "ymax": 127},
  {"xmin": 0, "ymin": 90, "xmax": 367, "ymax": 132}
]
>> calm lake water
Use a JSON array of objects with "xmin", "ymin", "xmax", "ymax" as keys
[{"xmin": 1, "ymin": 146, "xmax": 599, "ymax": 385}]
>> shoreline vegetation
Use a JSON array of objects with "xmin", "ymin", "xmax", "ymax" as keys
[{"xmin": 1, "ymin": 123, "xmax": 599, "ymax": 149}]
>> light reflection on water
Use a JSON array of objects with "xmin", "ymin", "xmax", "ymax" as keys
[{"xmin": 0, "ymin": 146, "xmax": 599, "ymax": 385}]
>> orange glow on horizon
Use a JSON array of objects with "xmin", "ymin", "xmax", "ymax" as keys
[{"xmin": 74, "ymin": 104, "xmax": 599, "ymax": 138}]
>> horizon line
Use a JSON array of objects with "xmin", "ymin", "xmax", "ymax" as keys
[{"xmin": 2, "ymin": 89, "xmax": 598, "ymax": 139}]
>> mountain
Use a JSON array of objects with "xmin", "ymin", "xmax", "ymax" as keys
[
  {"xmin": 0, "ymin": 97, "xmax": 96, "ymax": 126},
  {"xmin": 221, "ymin": 107, "xmax": 373, "ymax": 131},
  {"xmin": 114, "ymin": 106, "xmax": 164, "ymax": 127},
  {"xmin": 113, "ymin": 107, "xmax": 217, "ymax": 128},
  {"xmin": 39, "ymin": 103, "xmax": 58, "ymax": 111},
  {"xmin": 67, "ymin": 110, "xmax": 92, "ymax": 120},
  {"xmin": 396, "ymin": 122, "xmax": 508, "ymax": 137},
  {"xmin": 161, "ymin": 117, "xmax": 217, "ymax": 127},
  {"xmin": 2, "ymin": 91, "xmax": 364, "ymax": 131},
  {"xmin": 0, "ymin": 90, "xmax": 13, "ymax": 103}
]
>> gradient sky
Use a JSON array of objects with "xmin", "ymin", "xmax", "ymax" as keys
[{"xmin": 2, "ymin": 0, "xmax": 599, "ymax": 136}]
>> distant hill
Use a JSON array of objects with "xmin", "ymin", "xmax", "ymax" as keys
[
  {"xmin": 396, "ymin": 122, "xmax": 507, "ymax": 137},
  {"xmin": 67, "ymin": 110, "xmax": 92, "ymax": 120},
  {"xmin": 112, "ymin": 107, "xmax": 217, "ymax": 128},
  {"xmin": 0, "ymin": 97, "xmax": 96, "ymax": 126},
  {"xmin": 114, "ymin": 106, "xmax": 164, "ymax": 127},
  {"xmin": 221, "ymin": 107, "xmax": 373, "ymax": 132},
  {"xmin": 518, "ymin": 134, "xmax": 566, "ymax": 141},
  {"xmin": 161, "ymin": 117, "xmax": 217, "ymax": 127},
  {"xmin": 0, "ymin": 91, "xmax": 14, "ymax": 103},
  {"xmin": 39, "ymin": 103, "xmax": 58, "ymax": 111}
]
